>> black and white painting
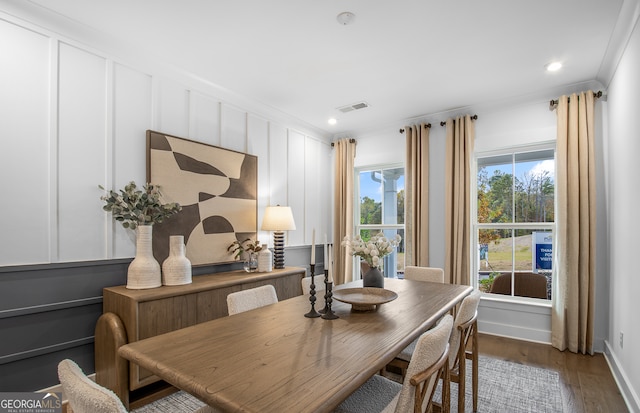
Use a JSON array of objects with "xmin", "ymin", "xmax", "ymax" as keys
[{"xmin": 147, "ymin": 130, "xmax": 257, "ymax": 266}]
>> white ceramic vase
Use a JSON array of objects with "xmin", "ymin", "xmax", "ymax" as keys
[
  {"xmin": 258, "ymin": 244, "xmax": 272, "ymax": 272},
  {"xmin": 162, "ymin": 235, "xmax": 192, "ymax": 285},
  {"xmin": 127, "ymin": 225, "xmax": 162, "ymax": 289}
]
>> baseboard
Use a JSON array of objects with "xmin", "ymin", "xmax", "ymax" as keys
[
  {"xmin": 604, "ymin": 340, "xmax": 640, "ymax": 413},
  {"xmin": 478, "ymin": 320, "xmax": 552, "ymax": 344}
]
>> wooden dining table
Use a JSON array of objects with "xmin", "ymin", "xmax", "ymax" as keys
[{"xmin": 118, "ymin": 278, "xmax": 472, "ymax": 413}]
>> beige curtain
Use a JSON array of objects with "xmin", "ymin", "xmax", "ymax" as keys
[
  {"xmin": 333, "ymin": 138, "xmax": 357, "ymax": 285},
  {"xmin": 405, "ymin": 123, "xmax": 431, "ymax": 266},
  {"xmin": 552, "ymin": 91, "xmax": 596, "ymax": 354},
  {"xmin": 444, "ymin": 115, "xmax": 475, "ymax": 285}
]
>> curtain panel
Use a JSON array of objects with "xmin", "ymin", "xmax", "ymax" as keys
[
  {"xmin": 444, "ymin": 115, "xmax": 475, "ymax": 285},
  {"xmin": 333, "ymin": 138, "xmax": 357, "ymax": 285},
  {"xmin": 405, "ymin": 123, "xmax": 431, "ymax": 266},
  {"xmin": 552, "ymin": 91, "xmax": 596, "ymax": 354}
]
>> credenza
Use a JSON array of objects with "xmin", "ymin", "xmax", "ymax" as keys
[{"xmin": 94, "ymin": 266, "xmax": 305, "ymax": 409}]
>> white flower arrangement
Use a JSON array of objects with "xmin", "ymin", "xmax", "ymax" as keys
[{"xmin": 342, "ymin": 232, "xmax": 402, "ymax": 269}]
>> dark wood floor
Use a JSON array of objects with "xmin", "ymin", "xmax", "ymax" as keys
[{"xmin": 478, "ymin": 333, "xmax": 628, "ymax": 413}]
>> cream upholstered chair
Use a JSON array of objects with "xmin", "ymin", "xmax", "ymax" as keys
[
  {"xmin": 301, "ymin": 274, "xmax": 326, "ymax": 295},
  {"xmin": 334, "ymin": 315, "xmax": 453, "ymax": 413},
  {"xmin": 403, "ymin": 266, "xmax": 445, "ymax": 283},
  {"xmin": 59, "ymin": 359, "xmax": 128, "ymax": 413},
  {"xmin": 59, "ymin": 359, "xmax": 219, "ymax": 413},
  {"xmin": 385, "ymin": 266, "xmax": 444, "ymax": 377},
  {"xmin": 226, "ymin": 284, "xmax": 278, "ymax": 315},
  {"xmin": 447, "ymin": 289, "xmax": 481, "ymax": 413},
  {"xmin": 390, "ymin": 290, "xmax": 481, "ymax": 413}
]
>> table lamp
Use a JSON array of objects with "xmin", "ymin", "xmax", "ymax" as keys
[{"xmin": 261, "ymin": 206, "xmax": 296, "ymax": 269}]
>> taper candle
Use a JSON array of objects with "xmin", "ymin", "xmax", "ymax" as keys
[
  {"xmin": 311, "ymin": 228, "xmax": 315, "ymax": 264},
  {"xmin": 328, "ymin": 244, "xmax": 333, "ymax": 283},
  {"xmin": 324, "ymin": 234, "xmax": 328, "ymax": 268}
]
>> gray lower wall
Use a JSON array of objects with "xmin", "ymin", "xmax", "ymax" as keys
[{"xmin": 0, "ymin": 245, "xmax": 321, "ymax": 391}]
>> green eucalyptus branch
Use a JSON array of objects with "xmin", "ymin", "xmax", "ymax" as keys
[{"xmin": 99, "ymin": 181, "xmax": 181, "ymax": 230}]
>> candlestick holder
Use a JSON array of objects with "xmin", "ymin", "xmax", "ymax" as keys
[
  {"xmin": 304, "ymin": 265, "xmax": 320, "ymax": 318},
  {"xmin": 318, "ymin": 269, "xmax": 329, "ymax": 314},
  {"xmin": 321, "ymin": 281, "xmax": 339, "ymax": 320}
]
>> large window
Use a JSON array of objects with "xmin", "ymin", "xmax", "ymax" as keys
[
  {"xmin": 356, "ymin": 165, "xmax": 405, "ymax": 278},
  {"xmin": 475, "ymin": 146, "xmax": 555, "ymax": 300}
]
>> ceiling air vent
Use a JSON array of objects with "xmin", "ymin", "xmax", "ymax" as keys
[{"xmin": 337, "ymin": 101, "xmax": 370, "ymax": 113}]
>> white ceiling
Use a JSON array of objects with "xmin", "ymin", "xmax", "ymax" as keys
[{"xmin": 20, "ymin": 0, "xmax": 629, "ymax": 137}]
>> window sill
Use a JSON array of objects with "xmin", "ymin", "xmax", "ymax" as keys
[{"xmin": 480, "ymin": 292, "xmax": 552, "ymax": 308}]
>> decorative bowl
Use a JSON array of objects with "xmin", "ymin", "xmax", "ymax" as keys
[{"xmin": 332, "ymin": 287, "xmax": 398, "ymax": 311}]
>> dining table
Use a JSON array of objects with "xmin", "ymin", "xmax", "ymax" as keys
[{"xmin": 118, "ymin": 278, "xmax": 472, "ymax": 413}]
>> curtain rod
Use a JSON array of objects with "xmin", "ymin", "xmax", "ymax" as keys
[
  {"xmin": 549, "ymin": 90, "xmax": 603, "ymax": 110},
  {"xmin": 330, "ymin": 138, "xmax": 356, "ymax": 147},
  {"xmin": 439, "ymin": 114, "xmax": 478, "ymax": 127},
  {"xmin": 398, "ymin": 123, "xmax": 431, "ymax": 134}
]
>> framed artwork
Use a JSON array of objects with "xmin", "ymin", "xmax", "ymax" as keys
[{"xmin": 147, "ymin": 130, "xmax": 257, "ymax": 266}]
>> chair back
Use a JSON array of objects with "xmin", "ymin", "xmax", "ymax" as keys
[
  {"xmin": 449, "ymin": 290, "xmax": 481, "ymax": 370},
  {"xmin": 58, "ymin": 359, "xmax": 128, "ymax": 413},
  {"xmin": 301, "ymin": 274, "xmax": 326, "ymax": 295},
  {"xmin": 226, "ymin": 284, "xmax": 278, "ymax": 315},
  {"xmin": 394, "ymin": 314, "xmax": 453, "ymax": 413},
  {"xmin": 404, "ymin": 266, "xmax": 444, "ymax": 283},
  {"xmin": 489, "ymin": 272, "xmax": 547, "ymax": 299}
]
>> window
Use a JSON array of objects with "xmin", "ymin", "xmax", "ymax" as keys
[
  {"xmin": 474, "ymin": 146, "xmax": 555, "ymax": 300},
  {"xmin": 356, "ymin": 165, "xmax": 405, "ymax": 278}
]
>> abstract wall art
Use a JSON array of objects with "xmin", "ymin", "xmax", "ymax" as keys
[{"xmin": 147, "ymin": 130, "xmax": 257, "ymax": 266}]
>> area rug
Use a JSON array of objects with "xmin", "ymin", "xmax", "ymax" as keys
[
  {"xmin": 433, "ymin": 356, "xmax": 564, "ymax": 413},
  {"xmin": 130, "ymin": 390, "xmax": 206, "ymax": 413}
]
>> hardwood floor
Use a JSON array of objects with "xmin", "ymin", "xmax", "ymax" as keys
[{"xmin": 478, "ymin": 333, "xmax": 628, "ymax": 413}]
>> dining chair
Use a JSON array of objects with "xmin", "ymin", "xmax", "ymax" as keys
[
  {"xmin": 446, "ymin": 289, "xmax": 481, "ymax": 413},
  {"xmin": 59, "ymin": 359, "xmax": 220, "ymax": 413},
  {"xmin": 226, "ymin": 284, "xmax": 278, "ymax": 315},
  {"xmin": 59, "ymin": 359, "xmax": 128, "ymax": 413},
  {"xmin": 334, "ymin": 314, "xmax": 453, "ymax": 413},
  {"xmin": 388, "ymin": 289, "xmax": 481, "ymax": 413},
  {"xmin": 301, "ymin": 274, "xmax": 326, "ymax": 295},
  {"xmin": 403, "ymin": 266, "xmax": 445, "ymax": 283},
  {"xmin": 384, "ymin": 266, "xmax": 444, "ymax": 378}
]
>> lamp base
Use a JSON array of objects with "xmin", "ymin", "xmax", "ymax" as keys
[{"xmin": 272, "ymin": 231, "xmax": 285, "ymax": 269}]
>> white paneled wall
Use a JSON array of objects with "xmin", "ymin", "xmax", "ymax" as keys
[
  {"xmin": 57, "ymin": 43, "xmax": 108, "ymax": 262},
  {"xmin": 0, "ymin": 19, "xmax": 51, "ymax": 265},
  {"xmin": 0, "ymin": 14, "xmax": 331, "ymax": 266}
]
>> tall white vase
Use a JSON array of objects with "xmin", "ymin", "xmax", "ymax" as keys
[
  {"xmin": 162, "ymin": 235, "xmax": 192, "ymax": 285},
  {"xmin": 127, "ymin": 225, "xmax": 162, "ymax": 289}
]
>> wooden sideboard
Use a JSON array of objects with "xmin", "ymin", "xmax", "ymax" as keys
[{"xmin": 95, "ymin": 266, "xmax": 305, "ymax": 408}]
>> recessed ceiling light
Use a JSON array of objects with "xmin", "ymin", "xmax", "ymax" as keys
[
  {"xmin": 328, "ymin": 118, "xmax": 337, "ymax": 125},
  {"xmin": 545, "ymin": 62, "xmax": 562, "ymax": 72}
]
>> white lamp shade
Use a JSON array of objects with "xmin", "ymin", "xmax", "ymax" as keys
[{"xmin": 261, "ymin": 206, "xmax": 296, "ymax": 231}]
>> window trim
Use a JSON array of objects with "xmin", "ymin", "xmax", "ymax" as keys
[
  {"xmin": 472, "ymin": 142, "xmax": 556, "ymax": 301},
  {"xmin": 354, "ymin": 163, "xmax": 405, "ymax": 278}
]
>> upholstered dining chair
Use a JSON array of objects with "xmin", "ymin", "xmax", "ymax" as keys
[
  {"xmin": 58, "ymin": 359, "xmax": 128, "ymax": 413},
  {"xmin": 446, "ymin": 289, "xmax": 481, "ymax": 413},
  {"xmin": 58, "ymin": 359, "xmax": 219, "ymax": 413},
  {"xmin": 226, "ymin": 284, "xmax": 278, "ymax": 315},
  {"xmin": 389, "ymin": 289, "xmax": 481, "ymax": 413},
  {"xmin": 301, "ymin": 274, "xmax": 326, "ymax": 295},
  {"xmin": 334, "ymin": 314, "xmax": 453, "ymax": 413},
  {"xmin": 403, "ymin": 266, "xmax": 445, "ymax": 283},
  {"xmin": 384, "ymin": 266, "xmax": 444, "ymax": 377}
]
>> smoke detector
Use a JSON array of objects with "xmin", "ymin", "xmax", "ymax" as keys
[
  {"xmin": 336, "ymin": 12, "xmax": 355, "ymax": 25},
  {"xmin": 337, "ymin": 101, "xmax": 370, "ymax": 113}
]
